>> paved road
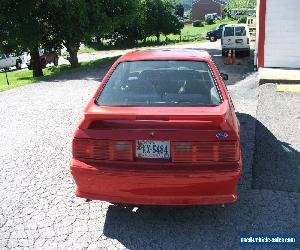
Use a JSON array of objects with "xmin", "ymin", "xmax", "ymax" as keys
[{"xmin": 0, "ymin": 45, "xmax": 299, "ymax": 249}]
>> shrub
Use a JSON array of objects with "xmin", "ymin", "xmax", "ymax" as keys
[
  {"xmin": 205, "ymin": 17, "xmax": 215, "ymax": 25},
  {"xmin": 238, "ymin": 16, "xmax": 247, "ymax": 23},
  {"xmin": 193, "ymin": 20, "xmax": 204, "ymax": 27}
]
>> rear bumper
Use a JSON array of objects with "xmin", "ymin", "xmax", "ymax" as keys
[
  {"xmin": 222, "ymin": 47, "xmax": 250, "ymax": 52},
  {"xmin": 70, "ymin": 160, "xmax": 242, "ymax": 205}
]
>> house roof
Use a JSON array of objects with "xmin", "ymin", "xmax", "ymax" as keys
[{"xmin": 192, "ymin": 0, "xmax": 225, "ymax": 6}]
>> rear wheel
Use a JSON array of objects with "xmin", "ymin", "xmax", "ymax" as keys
[
  {"xmin": 16, "ymin": 61, "xmax": 22, "ymax": 70},
  {"xmin": 209, "ymin": 36, "xmax": 216, "ymax": 42},
  {"xmin": 245, "ymin": 49, "xmax": 250, "ymax": 57},
  {"xmin": 41, "ymin": 59, "xmax": 47, "ymax": 68},
  {"xmin": 53, "ymin": 57, "xmax": 59, "ymax": 66},
  {"xmin": 222, "ymin": 49, "xmax": 226, "ymax": 57}
]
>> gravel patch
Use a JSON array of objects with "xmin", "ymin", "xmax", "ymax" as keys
[
  {"xmin": 252, "ymin": 83, "xmax": 300, "ymax": 192},
  {"xmin": 0, "ymin": 56, "xmax": 299, "ymax": 249}
]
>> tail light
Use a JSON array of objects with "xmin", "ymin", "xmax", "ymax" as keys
[
  {"xmin": 172, "ymin": 141, "xmax": 239, "ymax": 162},
  {"xmin": 73, "ymin": 139, "xmax": 133, "ymax": 161}
]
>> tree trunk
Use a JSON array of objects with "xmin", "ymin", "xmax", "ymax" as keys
[
  {"xmin": 66, "ymin": 44, "xmax": 79, "ymax": 67},
  {"xmin": 30, "ymin": 47, "xmax": 43, "ymax": 77},
  {"xmin": 156, "ymin": 33, "xmax": 160, "ymax": 42}
]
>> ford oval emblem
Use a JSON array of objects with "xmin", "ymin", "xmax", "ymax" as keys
[{"xmin": 216, "ymin": 131, "xmax": 229, "ymax": 139}]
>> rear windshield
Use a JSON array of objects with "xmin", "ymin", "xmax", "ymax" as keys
[
  {"xmin": 97, "ymin": 60, "xmax": 222, "ymax": 107},
  {"xmin": 235, "ymin": 26, "xmax": 246, "ymax": 36},
  {"xmin": 224, "ymin": 27, "xmax": 234, "ymax": 37}
]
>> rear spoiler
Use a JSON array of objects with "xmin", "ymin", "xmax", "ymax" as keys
[{"xmin": 79, "ymin": 101, "xmax": 232, "ymax": 130}]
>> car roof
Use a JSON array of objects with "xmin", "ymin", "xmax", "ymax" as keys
[
  {"xmin": 117, "ymin": 49, "xmax": 212, "ymax": 62},
  {"xmin": 224, "ymin": 24, "xmax": 248, "ymax": 27}
]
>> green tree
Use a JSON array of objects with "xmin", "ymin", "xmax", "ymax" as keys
[
  {"xmin": 144, "ymin": 0, "xmax": 183, "ymax": 42},
  {"xmin": 0, "ymin": 0, "xmax": 57, "ymax": 77},
  {"xmin": 48, "ymin": 0, "xmax": 139, "ymax": 67},
  {"xmin": 0, "ymin": 0, "xmax": 140, "ymax": 76},
  {"xmin": 175, "ymin": 3, "xmax": 185, "ymax": 17},
  {"xmin": 103, "ymin": 1, "xmax": 144, "ymax": 46},
  {"xmin": 227, "ymin": 0, "xmax": 256, "ymax": 12}
]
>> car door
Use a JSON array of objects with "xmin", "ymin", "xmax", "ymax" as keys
[
  {"xmin": 0, "ymin": 55, "xmax": 10, "ymax": 68},
  {"xmin": 222, "ymin": 26, "xmax": 235, "ymax": 49},
  {"xmin": 0, "ymin": 54, "xmax": 6, "ymax": 68},
  {"xmin": 7, "ymin": 55, "xmax": 15, "ymax": 67},
  {"xmin": 234, "ymin": 26, "xmax": 248, "ymax": 49}
]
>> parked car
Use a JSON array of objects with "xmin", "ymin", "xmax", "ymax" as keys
[
  {"xmin": 70, "ymin": 49, "xmax": 242, "ymax": 206},
  {"xmin": 221, "ymin": 24, "xmax": 251, "ymax": 56},
  {"xmin": 178, "ymin": 17, "xmax": 192, "ymax": 24},
  {"xmin": 27, "ymin": 49, "xmax": 59, "ymax": 69},
  {"xmin": 206, "ymin": 24, "xmax": 227, "ymax": 42},
  {"xmin": 205, "ymin": 13, "xmax": 220, "ymax": 20},
  {"xmin": 0, "ymin": 54, "xmax": 23, "ymax": 70}
]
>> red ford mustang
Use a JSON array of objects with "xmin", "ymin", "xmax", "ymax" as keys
[{"xmin": 70, "ymin": 49, "xmax": 242, "ymax": 205}]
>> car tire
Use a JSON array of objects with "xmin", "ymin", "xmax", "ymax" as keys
[
  {"xmin": 245, "ymin": 49, "xmax": 251, "ymax": 57},
  {"xmin": 54, "ymin": 57, "xmax": 58, "ymax": 66},
  {"xmin": 16, "ymin": 61, "xmax": 22, "ymax": 70},
  {"xmin": 222, "ymin": 49, "xmax": 226, "ymax": 57},
  {"xmin": 209, "ymin": 36, "xmax": 216, "ymax": 42}
]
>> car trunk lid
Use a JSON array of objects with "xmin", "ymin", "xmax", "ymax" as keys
[{"xmin": 72, "ymin": 100, "xmax": 240, "ymax": 166}]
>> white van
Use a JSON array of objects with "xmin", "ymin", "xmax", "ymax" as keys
[{"xmin": 221, "ymin": 24, "xmax": 250, "ymax": 56}]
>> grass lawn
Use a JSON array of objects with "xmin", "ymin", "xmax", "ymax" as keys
[
  {"xmin": 79, "ymin": 18, "xmax": 237, "ymax": 53},
  {"xmin": 0, "ymin": 56, "xmax": 118, "ymax": 92},
  {"xmin": 151, "ymin": 18, "xmax": 237, "ymax": 42},
  {"xmin": 1, "ymin": 18, "xmax": 237, "ymax": 92}
]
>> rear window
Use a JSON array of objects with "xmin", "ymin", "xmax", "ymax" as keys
[
  {"xmin": 224, "ymin": 27, "xmax": 234, "ymax": 37},
  {"xmin": 235, "ymin": 26, "xmax": 246, "ymax": 36},
  {"xmin": 97, "ymin": 60, "xmax": 222, "ymax": 107}
]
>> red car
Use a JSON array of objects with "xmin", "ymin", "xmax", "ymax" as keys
[{"xmin": 70, "ymin": 49, "xmax": 242, "ymax": 206}]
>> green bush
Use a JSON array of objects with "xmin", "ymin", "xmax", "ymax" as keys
[
  {"xmin": 205, "ymin": 17, "xmax": 215, "ymax": 25},
  {"xmin": 193, "ymin": 20, "xmax": 204, "ymax": 27},
  {"xmin": 238, "ymin": 16, "xmax": 247, "ymax": 23}
]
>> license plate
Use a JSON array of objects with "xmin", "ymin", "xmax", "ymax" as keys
[
  {"xmin": 136, "ymin": 140, "xmax": 170, "ymax": 159},
  {"xmin": 236, "ymin": 39, "xmax": 244, "ymax": 44}
]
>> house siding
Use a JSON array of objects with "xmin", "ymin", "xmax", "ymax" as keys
[
  {"xmin": 257, "ymin": 0, "xmax": 300, "ymax": 68},
  {"xmin": 192, "ymin": 0, "xmax": 224, "ymax": 20}
]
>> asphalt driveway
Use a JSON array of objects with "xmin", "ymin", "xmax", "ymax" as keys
[{"xmin": 0, "ymin": 46, "xmax": 299, "ymax": 249}]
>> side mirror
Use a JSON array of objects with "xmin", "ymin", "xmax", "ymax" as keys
[{"xmin": 220, "ymin": 73, "xmax": 228, "ymax": 81}]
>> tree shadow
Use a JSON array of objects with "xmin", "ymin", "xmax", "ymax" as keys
[
  {"xmin": 85, "ymin": 38, "xmax": 204, "ymax": 52},
  {"xmin": 101, "ymin": 112, "xmax": 299, "ymax": 249},
  {"xmin": 37, "ymin": 62, "xmax": 114, "ymax": 82},
  {"xmin": 182, "ymin": 48, "xmax": 255, "ymax": 86},
  {"xmin": 252, "ymin": 117, "xmax": 300, "ymax": 193},
  {"xmin": 39, "ymin": 48, "xmax": 255, "ymax": 85},
  {"xmin": 0, "ymin": 67, "xmax": 23, "ymax": 73}
]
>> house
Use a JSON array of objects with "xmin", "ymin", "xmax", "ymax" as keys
[
  {"xmin": 256, "ymin": 0, "xmax": 300, "ymax": 69},
  {"xmin": 192, "ymin": 0, "xmax": 225, "ymax": 21}
]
